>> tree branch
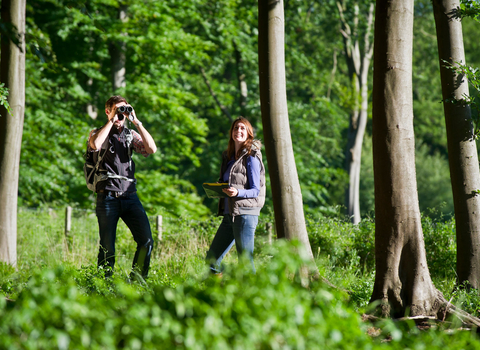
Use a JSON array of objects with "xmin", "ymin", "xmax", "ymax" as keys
[{"xmin": 199, "ymin": 67, "xmax": 232, "ymax": 122}]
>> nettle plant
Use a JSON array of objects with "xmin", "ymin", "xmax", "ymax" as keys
[
  {"xmin": 443, "ymin": 0, "xmax": 480, "ymax": 136},
  {"xmin": 459, "ymin": 0, "xmax": 480, "ymax": 21},
  {"xmin": 444, "ymin": 61, "xmax": 480, "ymax": 136},
  {"xmin": 0, "ymin": 83, "xmax": 12, "ymax": 115}
]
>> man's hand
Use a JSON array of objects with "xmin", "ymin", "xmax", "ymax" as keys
[
  {"xmin": 107, "ymin": 105, "xmax": 119, "ymax": 124},
  {"xmin": 129, "ymin": 107, "xmax": 140, "ymax": 124}
]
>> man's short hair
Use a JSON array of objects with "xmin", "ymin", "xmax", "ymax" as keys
[{"xmin": 105, "ymin": 95, "xmax": 127, "ymax": 110}]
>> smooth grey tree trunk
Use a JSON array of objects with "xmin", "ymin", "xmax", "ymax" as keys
[
  {"xmin": 370, "ymin": 0, "xmax": 442, "ymax": 317},
  {"xmin": 258, "ymin": 0, "xmax": 314, "ymax": 260},
  {"xmin": 0, "ymin": 0, "xmax": 26, "ymax": 266},
  {"xmin": 337, "ymin": 1, "xmax": 374, "ymax": 224},
  {"xmin": 433, "ymin": 0, "xmax": 480, "ymax": 289}
]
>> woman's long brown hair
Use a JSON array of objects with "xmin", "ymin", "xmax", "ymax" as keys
[{"xmin": 226, "ymin": 117, "xmax": 255, "ymax": 160}]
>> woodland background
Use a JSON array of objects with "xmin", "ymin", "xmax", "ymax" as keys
[
  {"xmin": 20, "ymin": 0, "xmax": 480, "ymax": 220},
  {"xmin": 3, "ymin": 1, "xmax": 480, "ymax": 348}
]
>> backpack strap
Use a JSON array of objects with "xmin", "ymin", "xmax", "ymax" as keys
[
  {"xmin": 92, "ymin": 138, "xmax": 109, "ymax": 191},
  {"xmin": 124, "ymin": 127, "xmax": 134, "ymax": 170}
]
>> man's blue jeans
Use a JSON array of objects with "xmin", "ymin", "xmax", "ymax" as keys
[
  {"xmin": 96, "ymin": 192, "xmax": 154, "ymax": 278},
  {"xmin": 206, "ymin": 214, "xmax": 258, "ymax": 274}
]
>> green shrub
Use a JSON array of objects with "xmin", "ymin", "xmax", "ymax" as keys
[
  {"xmin": 306, "ymin": 215, "xmax": 375, "ymax": 274},
  {"xmin": 0, "ymin": 242, "xmax": 377, "ymax": 350},
  {"xmin": 4, "ymin": 209, "xmax": 480, "ymax": 349},
  {"xmin": 422, "ymin": 216, "xmax": 457, "ymax": 281},
  {"xmin": 2, "ymin": 241, "xmax": 480, "ymax": 349}
]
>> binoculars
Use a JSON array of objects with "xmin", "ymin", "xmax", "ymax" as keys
[{"xmin": 116, "ymin": 105, "xmax": 133, "ymax": 121}]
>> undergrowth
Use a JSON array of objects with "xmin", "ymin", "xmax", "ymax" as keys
[{"xmin": 0, "ymin": 208, "xmax": 479, "ymax": 349}]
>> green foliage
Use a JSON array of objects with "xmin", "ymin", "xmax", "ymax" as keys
[
  {"xmin": 290, "ymin": 99, "xmax": 349, "ymax": 214},
  {"xmin": 4, "ymin": 209, "xmax": 480, "ymax": 348},
  {"xmin": 20, "ymin": 0, "xmax": 359, "ymax": 218},
  {"xmin": 136, "ymin": 172, "xmax": 210, "ymax": 219},
  {"xmin": 415, "ymin": 144, "xmax": 454, "ymax": 218},
  {"xmin": 304, "ymin": 211, "xmax": 461, "ymax": 311},
  {"xmin": 445, "ymin": 282, "xmax": 480, "ymax": 316},
  {"xmin": 359, "ymin": 135, "xmax": 375, "ymax": 216},
  {"xmin": 459, "ymin": 0, "xmax": 480, "ymax": 21},
  {"xmin": 422, "ymin": 216, "xmax": 457, "ymax": 281},
  {"xmin": 0, "ymin": 83, "xmax": 12, "ymax": 115},
  {"xmin": 18, "ymin": 0, "xmax": 480, "ymax": 223},
  {"xmin": 0, "ymin": 243, "xmax": 372, "ymax": 350},
  {"xmin": 444, "ymin": 61, "xmax": 480, "ymax": 136},
  {"xmin": 307, "ymin": 215, "xmax": 375, "ymax": 275},
  {"xmin": 413, "ymin": 0, "xmax": 448, "ymax": 156},
  {"xmin": 21, "ymin": 0, "xmax": 215, "ymax": 216}
]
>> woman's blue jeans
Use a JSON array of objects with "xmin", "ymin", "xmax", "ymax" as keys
[
  {"xmin": 96, "ymin": 192, "xmax": 154, "ymax": 278},
  {"xmin": 206, "ymin": 214, "xmax": 258, "ymax": 274}
]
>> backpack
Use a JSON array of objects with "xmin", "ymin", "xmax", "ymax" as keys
[
  {"xmin": 83, "ymin": 138, "xmax": 108, "ymax": 192},
  {"xmin": 83, "ymin": 128, "xmax": 135, "ymax": 192}
]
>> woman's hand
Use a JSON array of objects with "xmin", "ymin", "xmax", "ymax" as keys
[{"xmin": 222, "ymin": 187, "xmax": 238, "ymax": 197}]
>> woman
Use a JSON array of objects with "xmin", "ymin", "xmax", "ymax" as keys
[{"xmin": 206, "ymin": 117, "xmax": 266, "ymax": 274}]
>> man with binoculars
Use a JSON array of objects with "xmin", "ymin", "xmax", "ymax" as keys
[{"xmin": 88, "ymin": 95, "xmax": 157, "ymax": 280}]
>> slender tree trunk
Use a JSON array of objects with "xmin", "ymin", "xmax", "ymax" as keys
[
  {"xmin": 326, "ymin": 48, "xmax": 337, "ymax": 100},
  {"xmin": 337, "ymin": 1, "xmax": 374, "ymax": 224},
  {"xmin": 0, "ymin": 0, "xmax": 26, "ymax": 266},
  {"xmin": 258, "ymin": 0, "xmax": 314, "ymax": 260},
  {"xmin": 86, "ymin": 77, "xmax": 98, "ymax": 119},
  {"xmin": 109, "ymin": 5, "xmax": 127, "ymax": 91},
  {"xmin": 233, "ymin": 39, "xmax": 248, "ymax": 116},
  {"xmin": 433, "ymin": 0, "xmax": 480, "ymax": 289},
  {"xmin": 370, "ymin": 0, "xmax": 442, "ymax": 317}
]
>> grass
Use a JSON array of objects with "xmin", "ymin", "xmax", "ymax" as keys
[{"xmin": 1, "ymin": 206, "xmax": 480, "ymax": 349}]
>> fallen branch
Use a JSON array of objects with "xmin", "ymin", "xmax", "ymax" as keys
[{"xmin": 362, "ymin": 294, "xmax": 480, "ymax": 332}]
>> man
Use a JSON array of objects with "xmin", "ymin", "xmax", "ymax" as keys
[{"xmin": 88, "ymin": 95, "xmax": 157, "ymax": 279}]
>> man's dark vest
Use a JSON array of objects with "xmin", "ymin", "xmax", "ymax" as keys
[{"xmin": 95, "ymin": 127, "xmax": 137, "ymax": 193}]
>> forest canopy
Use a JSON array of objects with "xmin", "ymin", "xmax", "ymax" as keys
[{"xmin": 19, "ymin": 0, "xmax": 480, "ymax": 220}]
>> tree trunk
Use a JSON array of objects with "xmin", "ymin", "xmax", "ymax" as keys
[
  {"xmin": 109, "ymin": 5, "xmax": 127, "ymax": 91},
  {"xmin": 337, "ymin": 1, "xmax": 374, "ymax": 224},
  {"xmin": 0, "ymin": 0, "xmax": 26, "ymax": 266},
  {"xmin": 258, "ymin": 0, "xmax": 315, "ymax": 260},
  {"xmin": 233, "ymin": 39, "xmax": 248, "ymax": 116},
  {"xmin": 433, "ymin": 0, "xmax": 480, "ymax": 289},
  {"xmin": 370, "ymin": 0, "xmax": 442, "ymax": 318},
  {"xmin": 86, "ymin": 77, "xmax": 98, "ymax": 119}
]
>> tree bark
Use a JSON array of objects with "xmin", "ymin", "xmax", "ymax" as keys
[
  {"xmin": 370, "ymin": 0, "xmax": 442, "ymax": 317},
  {"xmin": 0, "ymin": 0, "xmax": 26, "ymax": 266},
  {"xmin": 258, "ymin": 0, "xmax": 315, "ymax": 260},
  {"xmin": 337, "ymin": 1, "xmax": 374, "ymax": 225},
  {"xmin": 433, "ymin": 0, "xmax": 480, "ymax": 289}
]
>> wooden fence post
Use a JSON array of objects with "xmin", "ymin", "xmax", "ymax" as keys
[
  {"xmin": 157, "ymin": 215, "xmax": 163, "ymax": 241},
  {"xmin": 65, "ymin": 206, "xmax": 72, "ymax": 237},
  {"xmin": 65, "ymin": 206, "xmax": 73, "ymax": 250}
]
